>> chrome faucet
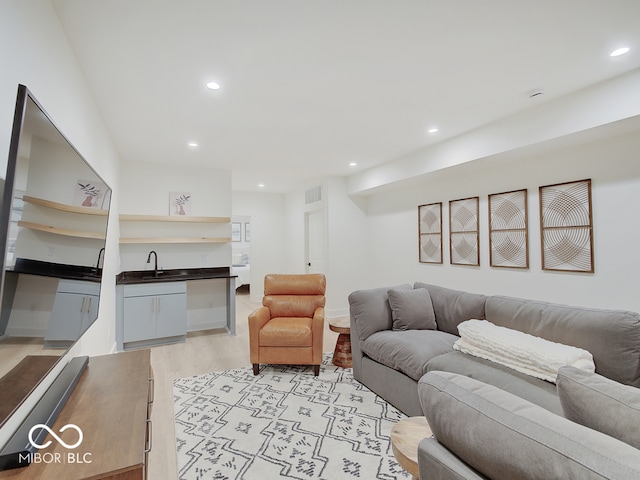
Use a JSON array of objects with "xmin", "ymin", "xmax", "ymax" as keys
[{"xmin": 147, "ymin": 250, "xmax": 158, "ymax": 277}]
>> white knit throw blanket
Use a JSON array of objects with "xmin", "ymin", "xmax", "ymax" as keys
[{"xmin": 454, "ymin": 319, "xmax": 595, "ymax": 383}]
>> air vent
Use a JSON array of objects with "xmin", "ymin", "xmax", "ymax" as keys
[{"xmin": 305, "ymin": 185, "xmax": 322, "ymax": 205}]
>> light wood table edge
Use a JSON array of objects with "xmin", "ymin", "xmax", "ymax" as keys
[{"xmin": 390, "ymin": 416, "xmax": 432, "ymax": 479}]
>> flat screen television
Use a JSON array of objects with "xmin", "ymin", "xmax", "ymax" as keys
[{"xmin": 0, "ymin": 85, "xmax": 111, "ymax": 469}]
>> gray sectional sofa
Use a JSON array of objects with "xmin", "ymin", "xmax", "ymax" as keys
[{"xmin": 348, "ymin": 282, "xmax": 640, "ymax": 479}]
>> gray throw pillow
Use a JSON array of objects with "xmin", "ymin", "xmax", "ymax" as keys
[
  {"xmin": 348, "ymin": 284, "xmax": 412, "ymax": 340},
  {"xmin": 419, "ymin": 371, "xmax": 640, "ymax": 480},
  {"xmin": 387, "ymin": 287, "xmax": 436, "ymax": 331},
  {"xmin": 557, "ymin": 365, "xmax": 640, "ymax": 450}
]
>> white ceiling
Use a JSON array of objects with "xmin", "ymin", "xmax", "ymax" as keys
[{"xmin": 52, "ymin": 0, "xmax": 640, "ymax": 193}]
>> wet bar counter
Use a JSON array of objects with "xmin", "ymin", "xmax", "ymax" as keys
[{"xmin": 115, "ymin": 267, "xmax": 236, "ymax": 350}]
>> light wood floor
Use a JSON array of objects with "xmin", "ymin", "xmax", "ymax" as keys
[
  {"xmin": 147, "ymin": 290, "xmax": 339, "ymax": 480},
  {"xmin": 0, "ymin": 337, "xmax": 64, "ymax": 378}
]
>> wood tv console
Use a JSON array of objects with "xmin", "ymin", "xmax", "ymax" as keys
[{"xmin": 0, "ymin": 349, "xmax": 153, "ymax": 480}]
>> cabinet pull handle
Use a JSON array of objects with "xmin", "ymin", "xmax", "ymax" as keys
[
  {"xmin": 86, "ymin": 296, "xmax": 92, "ymax": 313},
  {"xmin": 148, "ymin": 376, "xmax": 154, "ymax": 405},
  {"xmin": 145, "ymin": 419, "xmax": 153, "ymax": 453},
  {"xmin": 80, "ymin": 296, "xmax": 86, "ymax": 313}
]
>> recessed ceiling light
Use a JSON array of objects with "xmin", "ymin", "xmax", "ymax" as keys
[
  {"xmin": 206, "ymin": 81, "xmax": 221, "ymax": 90},
  {"xmin": 258, "ymin": 183, "xmax": 265, "ymax": 188},
  {"xmin": 427, "ymin": 127, "xmax": 438, "ymax": 134},
  {"xmin": 188, "ymin": 142, "xmax": 198, "ymax": 148},
  {"xmin": 349, "ymin": 162, "xmax": 357, "ymax": 167},
  {"xmin": 610, "ymin": 47, "xmax": 630, "ymax": 57}
]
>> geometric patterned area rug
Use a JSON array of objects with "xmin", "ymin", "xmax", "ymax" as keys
[{"xmin": 173, "ymin": 354, "xmax": 410, "ymax": 479}]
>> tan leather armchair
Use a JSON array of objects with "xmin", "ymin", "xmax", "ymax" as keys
[{"xmin": 248, "ymin": 274, "xmax": 326, "ymax": 376}]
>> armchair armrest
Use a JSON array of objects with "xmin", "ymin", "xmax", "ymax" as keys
[
  {"xmin": 312, "ymin": 307, "xmax": 325, "ymax": 362},
  {"xmin": 248, "ymin": 306, "xmax": 271, "ymax": 363}
]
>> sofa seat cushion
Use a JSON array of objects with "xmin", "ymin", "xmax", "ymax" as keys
[
  {"xmin": 259, "ymin": 317, "xmax": 312, "ymax": 347},
  {"xmin": 426, "ymin": 351, "xmax": 563, "ymax": 415},
  {"xmin": 419, "ymin": 371, "xmax": 640, "ymax": 480},
  {"xmin": 361, "ymin": 330, "xmax": 457, "ymax": 381}
]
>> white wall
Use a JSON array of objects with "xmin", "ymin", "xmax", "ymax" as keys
[
  {"xmin": 119, "ymin": 160, "xmax": 231, "ymax": 272},
  {"xmin": 232, "ymin": 190, "xmax": 287, "ymax": 302},
  {"xmin": 0, "ymin": 0, "xmax": 121, "ymax": 447},
  {"xmin": 278, "ymin": 179, "xmax": 370, "ymax": 317},
  {"xmin": 0, "ymin": 0, "xmax": 121, "ymax": 350},
  {"xmin": 325, "ymin": 177, "xmax": 370, "ymax": 317},
  {"xmin": 348, "ymin": 69, "xmax": 640, "ymax": 195},
  {"xmin": 365, "ymin": 129, "xmax": 640, "ymax": 313},
  {"xmin": 119, "ymin": 160, "xmax": 232, "ymax": 329}
]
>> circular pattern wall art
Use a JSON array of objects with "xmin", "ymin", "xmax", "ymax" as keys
[
  {"xmin": 418, "ymin": 202, "xmax": 443, "ymax": 263},
  {"xmin": 539, "ymin": 179, "xmax": 593, "ymax": 273},
  {"xmin": 449, "ymin": 197, "xmax": 479, "ymax": 266},
  {"xmin": 489, "ymin": 189, "xmax": 529, "ymax": 269}
]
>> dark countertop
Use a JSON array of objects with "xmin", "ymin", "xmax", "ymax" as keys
[
  {"xmin": 9, "ymin": 258, "xmax": 101, "ymax": 282},
  {"xmin": 116, "ymin": 266, "xmax": 236, "ymax": 285}
]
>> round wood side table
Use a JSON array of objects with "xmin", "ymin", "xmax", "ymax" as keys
[
  {"xmin": 328, "ymin": 317, "xmax": 352, "ymax": 368},
  {"xmin": 390, "ymin": 416, "xmax": 432, "ymax": 480}
]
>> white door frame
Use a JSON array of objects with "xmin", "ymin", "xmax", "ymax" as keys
[{"xmin": 304, "ymin": 208, "xmax": 326, "ymax": 274}]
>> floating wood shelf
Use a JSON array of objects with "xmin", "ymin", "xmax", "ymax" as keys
[
  {"xmin": 18, "ymin": 221, "xmax": 106, "ymax": 240},
  {"xmin": 119, "ymin": 214, "xmax": 230, "ymax": 223},
  {"xmin": 119, "ymin": 237, "xmax": 231, "ymax": 244},
  {"xmin": 23, "ymin": 195, "xmax": 108, "ymax": 216}
]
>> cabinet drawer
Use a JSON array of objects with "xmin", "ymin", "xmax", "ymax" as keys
[
  {"xmin": 123, "ymin": 281, "xmax": 186, "ymax": 298},
  {"xmin": 56, "ymin": 278, "xmax": 101, "ymax": 295}
]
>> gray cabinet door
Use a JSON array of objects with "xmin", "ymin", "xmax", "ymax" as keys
[
  {"xmin": 47, "ymin": 279, "xmax": 102, "ymax": 343},
  {"xmin": 123, "ymin": 295, "xmax": 156, "ymax": 343},
  {"xmin": 46, "ymin": 292, "xmax": 83, "ymax": 341},
  {"xmin": 156, "ymin": 293, "xmax": 187, "ymax": 339},
  {"xmin": 121, "ymin": 281, "xmax": 187, "ymax": 345},
  {"xmin": 81, "ymin": 294, "xmax": 100, "ymax": 334}
]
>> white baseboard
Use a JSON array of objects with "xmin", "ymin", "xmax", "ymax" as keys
[{"xmin": 187, "ymin": 320, "xmax": 227, "ymax": 332}]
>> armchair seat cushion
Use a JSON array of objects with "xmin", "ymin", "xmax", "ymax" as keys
[{"xmin": 259, "ymin": 317, "xmax": 313, "ymax": 347}]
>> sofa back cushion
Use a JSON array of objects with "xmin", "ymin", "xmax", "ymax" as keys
[
  {"xmin": 348, "ymin": 284, "xmax": 412, "ymax": 341},
  {"xmin": 414, "ymin": 282, "xmax": 487, "ymax": 335},
  {"xmin": 485, "ymin": 295, "xmax": 640, "ymax": 387},
  {"xmin": 557, "ymin": 366, "xmax": 640, "ymax": 449},
  {"xmin": 419, "ymin": 371, "xmax": 640, "ymax": 480}
]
